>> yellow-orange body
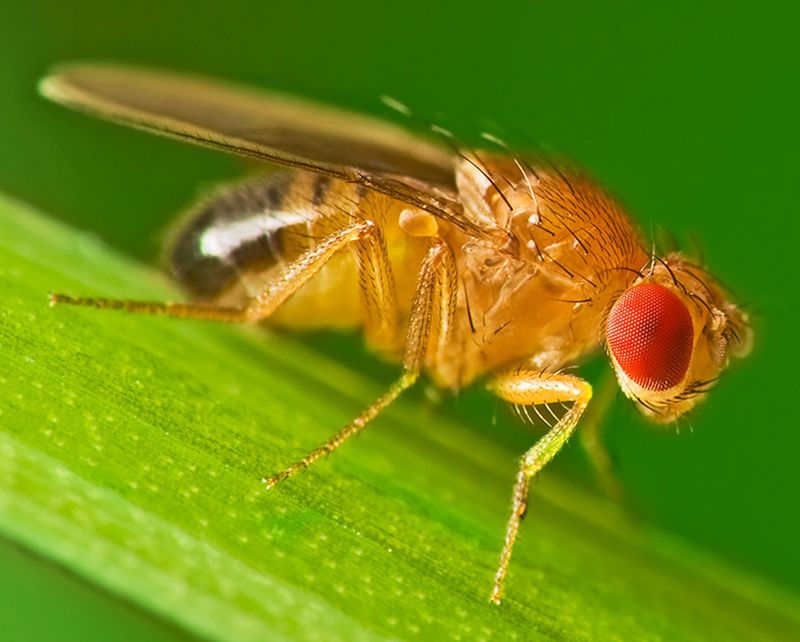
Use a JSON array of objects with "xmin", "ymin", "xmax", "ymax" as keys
[
  {"xmin": 42, "ymin": 63, "xmax": 752, "ymax": 603},
  {"xmin": 176, "ymin": 158, "xmax": 649, "ymax": 390}
]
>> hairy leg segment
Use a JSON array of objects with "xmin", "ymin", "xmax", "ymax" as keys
[
  {"xmin": 51, "ymin": 221, "xmax": 384, "ymax": 323},
  {"xmin": 487, "ymin": 371, "xmax": 593, "ymax": 604}
]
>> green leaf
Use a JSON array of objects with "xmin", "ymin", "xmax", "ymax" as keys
[{"xmin": 0, "ymin": 192, "xmax": 798, "ymax": 642}]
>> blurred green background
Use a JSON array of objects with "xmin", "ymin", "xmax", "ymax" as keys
[{"xmin": 0, "ymin": 1, "xmax": 797, "ymax": 638}]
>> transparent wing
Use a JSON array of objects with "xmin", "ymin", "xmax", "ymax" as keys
[{"xmin": 40, "ymin": 63, "xmax": 482, "ymax": 235}]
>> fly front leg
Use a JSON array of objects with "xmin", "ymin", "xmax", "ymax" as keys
[
  {"xmin": 263, "ymin": 239, "xmax": 457, "ymax": 488},
  {"xmin": 487, "ymin": 371, "xmax": 593, "ymax": 604}
]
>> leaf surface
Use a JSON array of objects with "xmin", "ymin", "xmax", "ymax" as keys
[{"xmin": 0, "ymin": 193, "xmax": 797, "ymax": 641}]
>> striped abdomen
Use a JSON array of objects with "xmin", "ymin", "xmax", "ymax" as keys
[
  {"xmin": 170, "ymin": 172, "xmax": 318, "ymax": 298},
  {"xmin": 168, "ymin": 170, "xmax": 423, "ymax": 329}
]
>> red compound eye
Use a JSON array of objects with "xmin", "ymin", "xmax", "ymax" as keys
[{"xmin": 606, "ymin": 283, "xmax": 694, "ymax": 391}]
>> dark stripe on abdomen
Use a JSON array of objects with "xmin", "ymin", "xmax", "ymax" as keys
[
  {"xmin": 170, "ymin": 172, "xmax": 303, "ymax": 298},
  {"xmin": 312, "ymin": 174, "xmax": 331, "ymax": 207}
]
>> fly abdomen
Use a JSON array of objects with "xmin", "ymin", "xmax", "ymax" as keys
[
  {"xmin": 170, "ymin": 172, "xmax": 315, "ymax": 300},
  {"xmin": 169, "ymin": 169, "xmax": 408, "ymax": 330}
]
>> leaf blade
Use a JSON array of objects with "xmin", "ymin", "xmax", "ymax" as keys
[{"xmin": 0, "ymin": 193, "xmax": 798, "ymax": 641}]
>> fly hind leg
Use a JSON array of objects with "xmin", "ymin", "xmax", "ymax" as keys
[
  {"xmin": 487, "ymin": 371, "xmax": 593, "ymax": 604},
  {"xmin": 51, "ymin": 220, "xmax": 395, "ymax": 328}
]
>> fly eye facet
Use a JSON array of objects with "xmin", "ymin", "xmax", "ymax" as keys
[{"xmin": 606, "ymin": 283, "xmax": 694, "ymax": 391}]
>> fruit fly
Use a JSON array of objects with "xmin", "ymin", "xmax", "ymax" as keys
[{"xmin": 40, "ymin": 64, "xmax": 752, "ymax": 604}]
